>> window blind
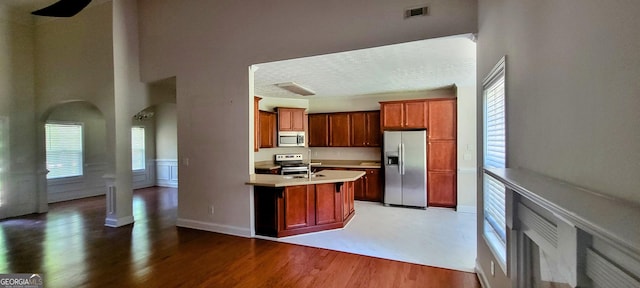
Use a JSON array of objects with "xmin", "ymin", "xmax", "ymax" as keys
[
  {"xmin": 45, "ymin": 123, "xmax": 83, "ymax": 179},
  {"xmin": 483, "ymin": 57, "xmax": 507, "ymax": 265},
  {"xmin": 131, "ymin": 127, "xmax": 145, "ymax": 170}
]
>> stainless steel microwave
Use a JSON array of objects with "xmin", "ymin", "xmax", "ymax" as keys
[{"xmin": 278, "ymin": 131, "xmax": 305, "ymax": 147}]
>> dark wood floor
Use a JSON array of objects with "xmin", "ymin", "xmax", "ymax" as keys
[{"xmin": 0, "ymin": 187, "xmax": 480, "ymax": 287}]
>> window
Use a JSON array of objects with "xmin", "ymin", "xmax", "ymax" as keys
[
  {"xmin": 131, "ymin": 127, "xmax": 145, "ymax": 170},
  {"xmin": 45, "ymin": 123, "xmax": 83, "ymax": 179},
  {"xmin": 483, "ymin": 56, "xmax": 507, "ymax": 269}
]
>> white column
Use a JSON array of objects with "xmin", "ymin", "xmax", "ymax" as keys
[{"xmin": 105, "ymin": 0, "xmax": 143, "ymax": 227}]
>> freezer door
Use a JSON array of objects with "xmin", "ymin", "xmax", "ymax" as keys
[
  {"xmin": 383, "ymin": 131, "xmax": 402, "ymax": 205},
  {"xmin": 401, "ymin": 130, "xmax": 427, "ymax": 207}
]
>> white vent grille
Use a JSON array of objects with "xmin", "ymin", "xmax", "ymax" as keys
[
  {"xmin": 405, "ymin": 6, "xmax": 429, "ymax": 18},
  {"xmin": 107, "ymin": 186, "xmax": 116, "ymax": 214},
  {"xmin": 518, "ymin": 203, "xmax": 558, "ymax": 248},
  {"xmin": 587, "ymin": 248, "xmax": 640, "ymax": 288}
]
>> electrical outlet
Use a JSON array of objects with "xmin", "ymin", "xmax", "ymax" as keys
[
  {"xmin": 490, "ymin": 261, "xmax": 495, "ymax": 276},
  {"xmin": 209, "ymin": 205, "xmax": 214, "ymax": 215}
]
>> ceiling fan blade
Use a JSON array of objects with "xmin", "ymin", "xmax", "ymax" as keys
[{"xmin": 31, "ymin": 0, "xmax": 92, "ymax": 17}]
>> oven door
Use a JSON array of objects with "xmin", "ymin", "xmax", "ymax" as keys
[{"xmin": 280, "ymin": 166, "xmax": 309, "ymax": 175}]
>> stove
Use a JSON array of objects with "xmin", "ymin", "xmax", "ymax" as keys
[{"xmin": 275, "ymin": 153, "xmax": 309, "ymax": 175}]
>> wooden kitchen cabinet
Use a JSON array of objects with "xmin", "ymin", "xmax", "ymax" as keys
[
  {"xmin": 254, "ymin": 181, "xmax": 358, "ymax": 238},
  {"xmin": 380, "ymin": 100, "xmax": 428, "ymax": 130},
  {"xmin": 363, "ymin": 169, "xmax": 382, "ymax": 202},
  {"xmin": 277, "ymin": 107, "xmax": 305, "ymax": 131},
  {"xmin": 329, "ymin": 113, "xmax": 350, "ymax": 147},
  {"xmin": 254, "ymin": 96, "xmax": 261, "ymax": 151},
  {"xmin": 427, "ymin": 98, "xmax": 457, "ymax": 208},
  {"xmin": 315, "ymin": 183, "xmax": 342, "ymax": 225},
  {"xmin": 308, "ymin": 114, "xmax": 329, "ymax": 147},
  {"xmin": 350, "ymin": 111, "xmax": 381, "ymax": 147},
  {"xmin": 428, "ymin": 99, "xmax": 457, "ymax": 140},
  {"xmin": 427, "ymin": 172, "xmax": 456, "ymax": 207},
  {"xmin": 259, "ymin": 110, "xmax": 276, "ymax": 148},
  {"xmin": 282, "ymin": 185, "xmax": 315, "ymax": 231},
  {"xmin": 342, "ymin": 182, "xmax": 355, "ymax": 219}
]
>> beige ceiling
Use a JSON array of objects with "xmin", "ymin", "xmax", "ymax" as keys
[{"xmin": 254, "ymin": 34, "xmax": 477, "ymax": 99}]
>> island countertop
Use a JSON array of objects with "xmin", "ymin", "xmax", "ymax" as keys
[{"xmin": 246, "ymin": 170, "xmax": 365, "ymax": 187}]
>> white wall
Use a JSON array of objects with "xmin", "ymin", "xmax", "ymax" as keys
[
  {"xmin": 138, "ymin": 0, "xmax": 478, "ymax": 237},
  {"xmin": 0, "ymin": 5, "xmax": 39, "ymax": 218},
  {"xmin": 476, "ymin": 1, "xmax": 640, "ymax": 287},
  {"xmin": 154, "ymin": 103, "xmax": 178, "ymax": 187},
  {"xmin": 155, "ymin": 103, "xmax": 177, "ymax": 159}
]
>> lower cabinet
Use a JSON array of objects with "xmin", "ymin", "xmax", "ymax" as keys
[
  {"xmin": 321, "ymin": 168, "xmax": 382, "ymax": 202},
  {"xmin": 254, "ymin": 181, "xmax": 356, "ymax": 237}
]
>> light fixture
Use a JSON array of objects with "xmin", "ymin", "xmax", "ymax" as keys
[
  {"xmin": 133, "ymin": 111, "xmax": 154, "ymax": 121},
  {"xmin": 275, "ymin": 82, "xmax": 316, "ymax": 96}
]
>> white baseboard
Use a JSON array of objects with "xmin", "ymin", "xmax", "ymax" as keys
[
  {"xmin": 457, "ymin": 205, "xmax": 477, "ymax": 214},
  {"xmin": 156, "ymin": 182, "xmax": 178, "ymax": 188},
  {"xmin": 176, "ymin": 218, "xmax": 251, "ymax": 238},
  {"xmin": 475, "ymin": 260, "xmax": 490, "ymax": 288},
  {"xmin": 104, "ymin": 215, "xmax": 134, "ymax": 227}
]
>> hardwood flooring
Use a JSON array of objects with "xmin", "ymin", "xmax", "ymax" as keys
[{"xmin": 0, "ymin": 187, "xmax": 480, "ymax": 287}]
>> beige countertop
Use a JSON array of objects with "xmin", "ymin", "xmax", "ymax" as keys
[
  {"xmin": 254, "ymin": 161, "xmax": 280, "ymax": 170},
  {"xmin": 246, "ymin": 169, "xmax": 365, "ymax": 187},
  {"xmin": 254, "ymin": 160, "xmax": 382, "ymax": 170},
  {"xmin": 311, "ymin": 159, "xmax": 382, "ymax": 169}
]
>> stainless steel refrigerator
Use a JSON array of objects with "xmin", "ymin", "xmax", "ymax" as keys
[{"xmin": 383, "ymin": 130, "xmax": 427, "ymax": 207}]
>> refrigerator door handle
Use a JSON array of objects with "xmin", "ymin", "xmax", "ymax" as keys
[
  {"xmin": 398, "ymin": 143, "xmax": 402, "ymax": 174},
  {"xmin": 401, "ymin": 143, "xmax": 405, "ymax": 175}
]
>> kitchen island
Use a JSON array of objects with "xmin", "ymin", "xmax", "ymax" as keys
[{"xmin": 246, "ymin": 170, "xmax": 365, "ymax": 237}]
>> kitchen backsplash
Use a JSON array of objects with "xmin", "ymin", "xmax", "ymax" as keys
[{"xmin": 254, "ymin": 147, "xmax": 381, "ymax": 162}]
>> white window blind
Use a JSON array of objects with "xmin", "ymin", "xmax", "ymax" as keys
[
  {"xmin": 45, "ymin": 123, "xmax": 83, "ymax": 179},
  {"xmin": 483, "ymin": 56, "xmax": 507, "ymax": 267},
  {"xmin": 131, "ymin": 127, "xmax": 145, "ymax": 170}
]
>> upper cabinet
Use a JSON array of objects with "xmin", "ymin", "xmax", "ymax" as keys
[
  {"xmin": 277, "ymin": 107, "xmax": 305, "ymax": 131},
  {"xmin": 428, "ymin": 99, "xmax": 457, "ymax": 140},
  {"xmin": 259, "ymin": 111, "xmax": 277, "ymax": 148},
  {"xmin": 308, "ymin": 114, "xmax": 329, "ymax": 147},
  {"xmin": 379, "ymin": 100, "xmax": 428, "ymax": 129},
  {"xmin": 329, "ymin": 113, "xmax": 350, "ymax": 147},
  {"xmin": 350, "ymin": 111, "xmax": 380, "ymax": 147},
  {"xmin": 308, "ymin": 111, "xmax": 380, "ymax": 148}
]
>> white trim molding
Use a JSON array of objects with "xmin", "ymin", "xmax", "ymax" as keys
[
  {"xmin": 105, "ymin": 215, "xmax": 134, "ymax": 227},
  {"xmin": 176, "ymin": 218, "xmax": 251, "ymax": 238}
]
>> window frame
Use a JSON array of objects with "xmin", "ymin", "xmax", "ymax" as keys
[
  {"xmin": 482, "ymin": 56, "xmax": 508, "ymax": 273},
  {"xmin": 45, "ymin": 121, "xmax": 85, "ymax": 182},
  {"xmin": 0, "ymin": 116, "xmax": 8, "ymax": 207},
  {"xmin": 131, "ymin": 126, "xmax": 146, "ymax": 171}
]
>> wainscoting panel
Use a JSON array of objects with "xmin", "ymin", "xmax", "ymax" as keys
[
  {"xmin": 47, "ymin": 162, "xmax": 106, "ymax": 203},
  {"xmin": 156, "ymin": 159, "xmax": 178, "ymax": 188},
  {"xmin": 132, "ymin": 160, "xmax": 156, "ymax": 189},
  {"xmin": 3, "ymin": 171, "xmax": 38, "ymax": 218}
]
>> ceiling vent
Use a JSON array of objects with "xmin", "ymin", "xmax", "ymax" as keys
[
  {"xmin": 405, "ymin": 6, "xmax": 429, "ymax": 18},
  {"xmin": 275, "ymin": 82, "xmax": 316, "ymax": 96}
]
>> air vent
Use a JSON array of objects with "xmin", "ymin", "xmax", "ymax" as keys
[{"xmin": 405, "ymin": 6, "xmax": 429, "ymax": 18}]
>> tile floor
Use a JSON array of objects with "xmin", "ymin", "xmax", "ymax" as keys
[{"xmin": 271, "ymin": 201, "xmax": 477, "ymax": 272}]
